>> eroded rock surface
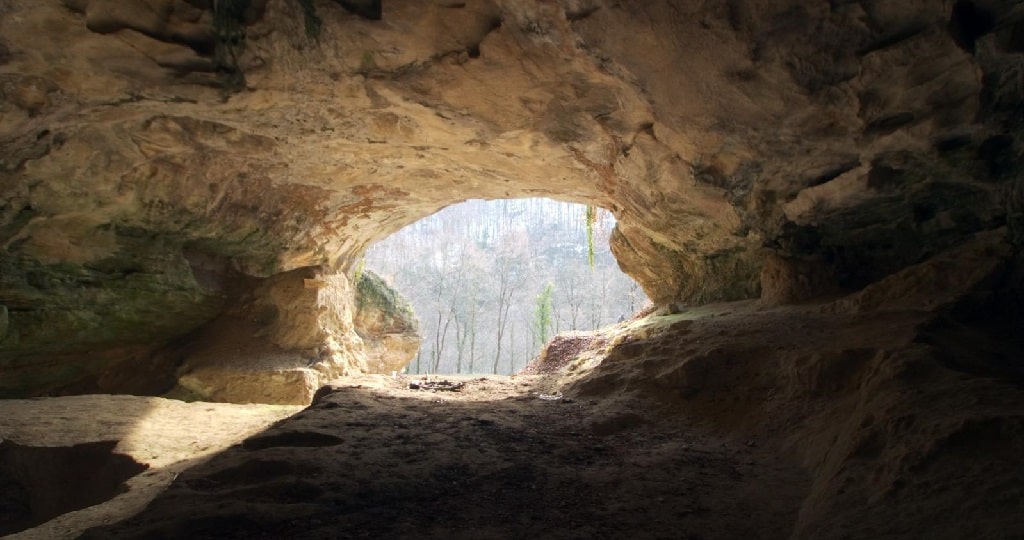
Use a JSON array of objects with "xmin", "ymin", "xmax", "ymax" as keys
[
  {"xmin": 0, "ymin": 2, "xmax": 1021, "ymax": 398},
  {"xmin": 161, "ymin": 266, "xmax": 418, "ymax": 404},
  {"xmin": 566, "ymin": 232, "xmax": 1024, "ymax": 539},
  {"xmin": 352, "ymin": 270, "xmax": 420, "ymax": 374},
  {"xmin": 71, "ymin": 241, "xmax": 1024, "ymax": 538}
]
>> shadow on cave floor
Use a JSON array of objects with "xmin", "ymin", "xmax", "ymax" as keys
[
  {"xmin": 0, "ymin": 395, "xmax": 300, "ymax": 539},
  {"xmin": 0, "ymin": 439, "xmax": 148, "ymax": 536},
  {"xmin": 77, "ymin": 375, "xmax": 808, "ymax": 540}
]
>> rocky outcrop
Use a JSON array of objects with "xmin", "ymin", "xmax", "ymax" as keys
[
  {"xmin": 564, "ymin": 230, "xmax": 1023, "ymax": 538},
  {"xmin": 0, "ymin": 0, "xmax": 1021, "ymax": 398},
  {"xmin": 162, "ymin": 267, "xmax": 417, "ymax": 404},
  {"xmin": 352, "ymin": 270, "xmax": 420, "ymax": 375}
]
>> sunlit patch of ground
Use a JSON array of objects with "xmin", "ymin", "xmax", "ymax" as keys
[
  {"xmin": 77, "ymin": 374, "xmax": 806, "ymax": 540},
  {"xmin": 0, "ymin": 396, "xmax": 300, "ymax": 539}
]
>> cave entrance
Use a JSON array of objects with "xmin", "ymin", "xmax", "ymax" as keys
[{"xmin": 363, "ymin": 198, "xmax": 648, "ymax": 376}]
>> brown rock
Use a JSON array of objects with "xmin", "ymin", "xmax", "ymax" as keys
[
  {"xmin": 760, "ymin": 253, "xmax": 839, "ymax": 305},
  {"xmin": 352, "ymin": 270, "xmax": 421, "ymax": 375},
  {"xmin": 0, "ymin": 0, "xmax": 1019, "ymax": 402}
]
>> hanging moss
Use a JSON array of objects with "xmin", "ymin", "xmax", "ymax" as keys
[
  {"xmin": 353, "ymin": 257, "xmax": 366, "ymax": 283},
  {"xmin": 297, "ymin": 0, "xmax": 323, "ymax": 40},
  {"xmin": 212, "ymin": 0, "xmax": 251, "ymax": 91},
  {"xmin": 585, "ymin": 205, "xmax": 596, "ymax": 268}
]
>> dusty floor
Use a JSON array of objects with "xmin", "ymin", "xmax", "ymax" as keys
[
  {"xmin": 0, "ymin": 374, "xmax": 808, "ymax": 540},
  {"xmin": 0, "ymin": 396, "xmax": 300, "ymax": 539},
  {"xmin": 56, "ymin": 374, "xmax": 804, "ymax": 540}
]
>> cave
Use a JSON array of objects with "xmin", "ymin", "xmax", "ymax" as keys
[{"xmin": 0, "ymin": 0, "xmax": 1022, "ymax": 538}]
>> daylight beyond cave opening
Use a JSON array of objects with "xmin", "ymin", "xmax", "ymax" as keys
[{"xmin": 364, "ymin": 199, "xmax": 649, "ymax": 376}]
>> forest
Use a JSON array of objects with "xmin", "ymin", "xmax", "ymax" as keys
[{"xmin": 364, "ymin": 199, "xmax": 649, "ymax": 375}]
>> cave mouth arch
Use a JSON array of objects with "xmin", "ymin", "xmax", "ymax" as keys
[{"xmin": 361, "ymin": 198, "xmax": 648, "ymax": 376}]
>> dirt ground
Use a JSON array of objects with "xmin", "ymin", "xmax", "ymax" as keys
[
  {"xmin": 0, "ymin": 396, "xmax": 300, "ymax": 539},
  {"xmin": 51, "ymin": 374, "xmax": 805, "ymax": 540}
]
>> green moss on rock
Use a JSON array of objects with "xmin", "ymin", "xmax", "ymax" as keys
[
  {"xmin": 354, "ymin": 270, "xmax": 418, "ymax": 335},
  {"xmin": 0, "ymin": 236, "xmax": 227, "ymax": 397}
]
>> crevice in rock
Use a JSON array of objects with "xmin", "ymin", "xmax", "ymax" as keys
[
  {"xmin": 692, "ymin": 159, "xmax": 760, "ymax": 206},
  {"xmin": 333, "ymin": 0, "xmax": 382, "ymax": 21},
  {"xmin": 361, "ymin": 15, "xmax": 502, "ymax": 77},
  {"xmin": 864, "ymin": 111, "xmax": 917, "ymax": 136},
  {"xmin": 856, "ymin": 22, "xmax": 930, "ymax": 56},
  {"xmin": 806, "ymin": 159, "xmax": 861, "ymax": 188},
  {"xmin": 0, "ymin": 440, "xmax": 148, "ymax": 536},
  {"xmin": 949, "ymin": 0, "xmax": 996, "ymax": 54},
  {"xmin": 0, "ymin": 206, "xmax": 38, "ymax": 247},
  {"xmin": 0, "ymin": 122, "xmax": 58, "ymax": 172},
  {"xmin": 932, "ymin": 134, "xmax": 974, "ymax": 153},
  {"xmin": 468, "ymin": 15, "xmax": 503, "ymax": 59},
  {"xmin": 566, "ymin": 5, "xmax": 602, "ymax": 22},
  {"xmin": 920, "ymin": 316, "xmax": 1024, "ymax": 385},
  {"xmin": 912, "ymin": 202, "xmax": 937, "ymax": 223}
]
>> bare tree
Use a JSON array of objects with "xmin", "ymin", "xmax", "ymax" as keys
[{"xmin": 365, "ymin": 199, "xmax": 647, "ymax": 375}]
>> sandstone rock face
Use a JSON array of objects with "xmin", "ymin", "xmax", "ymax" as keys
[
  {"xmin": 563, "ymin": 229, "xmax": 1024, "ymax": 539},
  {"xmin": 352, "ymin": 270, "xmax": 420, "ymax": 374},
  {"xmin": 161, "ymin": 266, "xmax": 415, "ymax": 404},
  {"xmin": 0, "ymin": 0, "xmax": 1021, "ymax": 397},
  {"xmin": 166, "ymin": 267, "xmax": 375, "ymax": 405}
]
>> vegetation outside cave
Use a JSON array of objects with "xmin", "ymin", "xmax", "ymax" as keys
[{"xmin": 364, "ymin": 199, "xmax": 648, "ymax": 376}]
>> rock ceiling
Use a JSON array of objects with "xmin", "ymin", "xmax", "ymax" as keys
[{"xmin": 0, "ymin": 0, "xmax": 1021, "ymax": 396}]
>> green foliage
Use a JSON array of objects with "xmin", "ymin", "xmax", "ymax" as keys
[
  {"xmin": 297, "ymin": 0, "xmax": 322, "ymax": 40},
  {"xmin": 356, "ymin": 270, "xmax": 417, "ymax": 329},
  {"xmin": 353, "ymin": 257, "xmax": 366, "ymax": 283},
  {"xmin": 534, "ymin": 282, "xmax": 554, "ymax": 346},
  {"xmin": 585, "ymin": 205, "xmax": 596, "ymax": 269}
]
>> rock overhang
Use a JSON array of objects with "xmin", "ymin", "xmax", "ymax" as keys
[{"xmin": 0, "ymin": 0, "xmax": 1021, "ymax": 398}]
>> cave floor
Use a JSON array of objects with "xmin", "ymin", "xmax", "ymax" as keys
[
  {"xmin": 5, "ymin": 375, "xmax": 807, "ymax": 540},
  {"xmin": 0, "ymin": 395, "xmax": 301, "ymax": 539}
]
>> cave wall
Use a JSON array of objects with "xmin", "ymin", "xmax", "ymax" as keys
[{"xmin": 0, "ymin": 0, "xmax": 1021, "ymax": 396}]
